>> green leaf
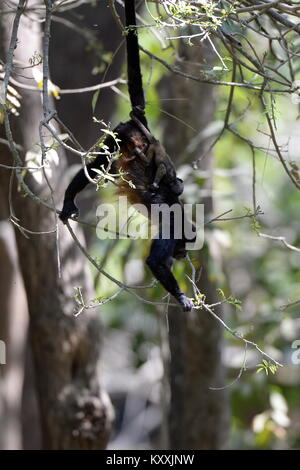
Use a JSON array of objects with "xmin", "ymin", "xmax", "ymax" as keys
[{"xmin": 92, "ymin": 89, "xmax": 100, "ymax": 113}]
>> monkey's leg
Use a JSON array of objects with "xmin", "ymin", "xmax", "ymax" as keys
[{"xmin": 146, "ymin": 237, "xmax": 193, "ymax": 311}]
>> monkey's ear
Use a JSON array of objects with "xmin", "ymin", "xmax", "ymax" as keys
[{"xmin": 59, "ymin": 200, "xmax": 79, "ymax": 223}]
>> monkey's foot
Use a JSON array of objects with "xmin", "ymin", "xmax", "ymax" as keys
[
  {"xmin": 170, "ymin": 178, "xmax": 184, "ymax": 195},
  {"xmin": 177, "ymin": 294, "xmax": 194, "ymax": 312}
]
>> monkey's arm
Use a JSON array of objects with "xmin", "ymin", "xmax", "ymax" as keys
[
  {"xmin": 151, "ymin": 162, "xmax": 167, "ymax": 190},
  {"xmin": 150, "ymin": 147, "xmax": 183, "ymax": 195},
  {"xmin": 146, "ymin": 237, "xmax": 193, "ymax": 311},
  {"xmin": 60, "ymin": 154, "xmax": 111, "ymax": 223}
]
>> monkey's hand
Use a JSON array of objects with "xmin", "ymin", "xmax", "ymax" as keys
[
  {"xmin": 177, "ymin": 293, "xmax": 194, "ymax": 312},
  {"xmin": 59, "ymin": 200, "xmax": 79, "ymax": 224}
]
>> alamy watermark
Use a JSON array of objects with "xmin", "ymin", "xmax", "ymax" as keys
[
  {"xmin": 291, "ymin": 340, "xmax": 300, "ymax": 365},
  {"xmin": 0, "ymin": 340, "xmax": 6, "ymax": 365},
  {"xmin": 95, "ymin": 196, "xmax": 204, "ymax": 250}
]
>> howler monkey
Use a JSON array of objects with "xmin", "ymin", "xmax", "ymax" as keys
[{"xmin": 59, "ymin": 0, "xmax": 195, "ymax": 311}]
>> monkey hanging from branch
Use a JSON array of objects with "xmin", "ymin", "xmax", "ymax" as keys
[{"xmin": 59, "ymin": 0, "xmax": 196, "ymax": 311}]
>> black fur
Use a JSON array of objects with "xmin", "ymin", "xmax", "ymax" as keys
[{"xmin": 124, "ymin": 0, "xmax": 147, "ymax": 126}]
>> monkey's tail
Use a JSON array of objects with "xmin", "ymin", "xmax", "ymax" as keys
[{"xmin": 125, "ymin": 0, "xmax": 148, "ymax": 127}]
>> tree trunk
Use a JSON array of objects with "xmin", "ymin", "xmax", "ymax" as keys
[
  {"xmin": 160, "ymin": 40, "xmax": 229, "ymax": 449},
  {"xmin": 0, "ymin": 1, "xmax": 113, "ymax": 449},
  {"xmin": 0, "ymin": 220, "xmax": 28, "ymax": 450}
]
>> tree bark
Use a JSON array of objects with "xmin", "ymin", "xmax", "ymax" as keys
[
  {"xmin": 49, "ymin": 0, "xmax": 123, "ymax": 150},
  {"xmin": 0, "ymin": 1, "xmax": 113, "ymax": 449},
  {"xmin": 160, "ymin": 40, "xmax": 229, "ymax": 449},
  {"xmin": 0, "ymin": 220, "xmax": 28, "ymax": 450}
]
